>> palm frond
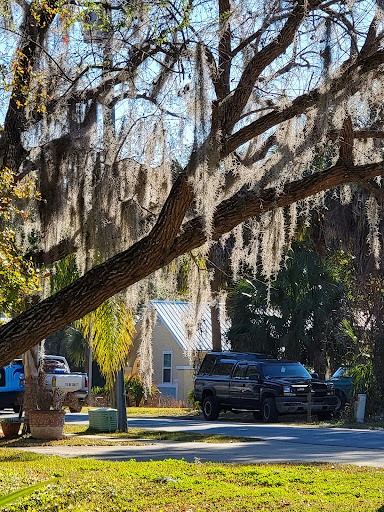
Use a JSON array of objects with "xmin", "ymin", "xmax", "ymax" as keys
[{"xmin": 76, "ymin": 298, "xmax": 135, "ymax": 388}]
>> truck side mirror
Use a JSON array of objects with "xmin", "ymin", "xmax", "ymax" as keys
[
  {"xmin": 311, "ymin": 373, "xmax": 319, "ymax": 379},
  {"xmin": 248, "ymin": 374, "xmax": 260, "ymax": 381}
]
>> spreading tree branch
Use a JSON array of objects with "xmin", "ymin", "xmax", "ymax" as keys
[{"xmin": 1, "ymin": 160, "xmax": 384, "ymax": 365}]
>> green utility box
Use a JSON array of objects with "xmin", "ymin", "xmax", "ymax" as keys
[{"xmin": 88, "ymin": 408, "xmax": 118, "ymax": 432}]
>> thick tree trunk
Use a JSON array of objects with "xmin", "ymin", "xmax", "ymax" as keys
[
  {"xmin": 308, "ymin": 342, "xmax": 327, "ymax": 381},
  {"xmin": 210, "ymin": 305, "xmax": 222, "ymax": 352},
  {"xmin": 22, "ymin": 346, "xmax": 40, "ymax": 433},
  {"xmin": 372, "ymin": 302, "xmax": 384, "ymax": 398},
  {"xmin": 209, "ymin": 245, "xmax": 223, "ymax": 352}
]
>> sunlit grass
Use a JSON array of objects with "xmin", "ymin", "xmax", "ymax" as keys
[
  {"xmin": 126, "ymin": 407, "xmax": 198, "ymax": 417},
  {"xmin": 0, "ymin": 449, "xmax": 383, "ymax": 511},
  {"xmin": 0, "ymin": 424, "xmax": 257, "ymax": 447},
  {"xmin": 80, "ymin": 406, "xmax": 197, "ymax": 417}
]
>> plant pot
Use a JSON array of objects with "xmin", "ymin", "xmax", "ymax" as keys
[
  {"xmin": 29, "ymin": 410, "xmax": 65, "ymax": 440},
  {"xmin": 1, "ymin": 421, "xmax": 21, "ymax": 438}
]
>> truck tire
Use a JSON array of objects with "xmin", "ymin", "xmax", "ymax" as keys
[
  {"xmin": 262, "ymin": 397, "xmax": 278, "ymax": 423},
  {"xmin": 334, "ymin": 389, "xmax": 347, "ymax": 413},
  {"xmin": 202, "ymin": 395, "xmax": 220, "ymax": 421}
]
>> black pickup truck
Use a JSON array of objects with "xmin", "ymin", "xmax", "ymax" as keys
[{"xmin": 194, "ymin": 352, "xmax": 337, "ymax": 422}]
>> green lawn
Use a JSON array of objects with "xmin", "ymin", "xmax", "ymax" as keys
[
  {"xmin": 91, "ymin": 407, "xmax": 198, "ymax": 417},
  {"xmin": 0, "ymin": 449, "xmax": 383, "ymax": 511},
  {"xmin": 0, "ymin": 424, "xmax": 257, "ymax": 447}
]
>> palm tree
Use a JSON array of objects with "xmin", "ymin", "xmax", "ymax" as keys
[
  {"xmin": 227, "ymin": 242, "xmax": 350, "ymax": 377},
  {"xmin": 76, "ymin": 298, "xmax": 135, "ymax": 391},
  {"xmin": 50, "ymin": 255, "xmax": 135, "ymax": 430}
]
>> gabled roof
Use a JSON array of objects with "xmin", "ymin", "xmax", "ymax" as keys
[{"xmin": 151, "ymin": 300, "xmax": 231, "ymax": 352}]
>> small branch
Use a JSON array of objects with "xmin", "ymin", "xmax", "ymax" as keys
[
  {"xmin": 241, "ymin": 135, "xmax": 277, "ymax": 166},
  {"xmin": 352, "ymin": 175, "xmax": 384, "ymax": 204},
  {"xmin": 231, "ymin": 12, "xmax": 290, "ymax": 58},
  {"xmin": 329, "ymin": 130, "xmax": 384, "ymax": 140},
  {"xmin": 26, "ymin": 237, "xmax": 78, "ymax": 266},
  {"xmin": 109, "ymin": 93, "xmax": 184, "ymax": 119}
]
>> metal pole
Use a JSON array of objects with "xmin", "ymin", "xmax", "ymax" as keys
[
  {"xmin": 307, "ymin": 386, "xmax": 312, "ymax": 422},
  {"xmin": 116, "ymin": 369, "xmax": 128, "ymax": 432},
  {"xmin": 88, "ymin": 344, "xmax": 93, "ymax": 399}
]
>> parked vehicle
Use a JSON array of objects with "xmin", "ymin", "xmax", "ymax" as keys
[
  {"xmin": 194, "ymin": 352, "xmax": 337, "ymax": 422},
  {"xmin": 0, "ymin": 360, "xmax": 25, "ymax": 412},
  {"xmin": 327, "ymin": 366, "xmax": 353, "ymax": 413},
  {"xmin": 0, "ymin": 355, "xmax": 88, "ymax": 413}
]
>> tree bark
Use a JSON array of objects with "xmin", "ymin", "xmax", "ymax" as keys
[
  {"xmin": 210, "ymin": 305, "xmax": 222, "ymax": 352},
  {"xmin": 209, "ymin": 245, "xmax": 224, "ymax": 352}
]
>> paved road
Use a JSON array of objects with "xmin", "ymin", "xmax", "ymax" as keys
[{"xmin": 2, "ymin": 411, "xmax": 384, "ymax": 466}]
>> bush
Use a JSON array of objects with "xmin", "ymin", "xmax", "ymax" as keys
[
  {"xmin": 91, "ymin": 386, "xmax": 108, "ymax": 396},
  {"xmin": 187, "ymin": 389, "xmax": 200, "ymax": 410},
  {"xmin": 351, "ymin": 362, "xmax": 381, "ymax": 417},
  {"xmin": 125, "ymin": 375, "xmax": 145, "ymax": 407}
]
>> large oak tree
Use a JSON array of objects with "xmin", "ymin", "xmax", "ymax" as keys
[{"xmin": 1, "ymin": 0, "xmax": 384, "ymax": 365}]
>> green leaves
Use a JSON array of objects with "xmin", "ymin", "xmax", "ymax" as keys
[
  {"xmin": 51, "ymin": 254, "xmax": 135, "ymax": 387},
  {"xmin": 76, "ymin": 298, "xmax": 135, "ymax": 388},
  {"xmin": 227, "ymin": 241, "xmax": 349, "ymax": 369},
  {"xmin": 0, "ymin": 478, "xmax": 58, "ymax": 507},
  {"xmin": 0, "ymin": 167, "xmax": 41, "ymax": 316}
]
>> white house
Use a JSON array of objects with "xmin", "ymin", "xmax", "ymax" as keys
[{"xmin": 127, "ymin": 300, "xmax": 230, "ymax": 404}]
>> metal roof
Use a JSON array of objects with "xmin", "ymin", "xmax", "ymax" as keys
[{"xmin": 151, "ymin": 300, "xmax": 231, "ymax": 352}]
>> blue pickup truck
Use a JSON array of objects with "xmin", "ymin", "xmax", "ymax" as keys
[{"xmin": 0, "ymin": 359, "xmax": 25, "ymax": 412}]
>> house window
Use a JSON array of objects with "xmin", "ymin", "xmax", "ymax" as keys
[{"xmin": 162, "ymin": 352, "xmax": 172, "ymax": 383}]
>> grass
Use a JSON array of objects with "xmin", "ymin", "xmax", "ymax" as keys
[
  {"xmin": 328, "ymin": 417, "xmax": 384, "ymax": 430},
  {"xmin": 0, "ymin": 449, "xmax": 383, "ymax": 511},
  {"xmin": 87, "ymin": 407, "xmax": 198, "ymax": 417},
  {"xmin": 0, "ymin": 424, "xmax": 257, "ymax": 447}
]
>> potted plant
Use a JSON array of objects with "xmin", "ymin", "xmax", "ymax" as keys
[
  {"xmin": 24, "ymin": 372, "xmax": 66, "ymax": 440},
  {"xmin": 0, "ymin": 418, "xmax": 22, "ymax": 438}
]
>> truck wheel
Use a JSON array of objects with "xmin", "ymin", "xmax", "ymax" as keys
[
  {"xmin": 334, "ymin": 390, "xmax": 346, "ymax": 413},
  {"xmin": 202, "ymin": 396, "xmax": 220, "ymax": 421},
  {"xmin": 262, "ymin": 397, "xmax": 278, "ymax": 423}
]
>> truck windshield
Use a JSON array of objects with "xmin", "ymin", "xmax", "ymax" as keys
[{"xmin": 261, "ymin": 363, "xmax": 311, "ymax": 379}]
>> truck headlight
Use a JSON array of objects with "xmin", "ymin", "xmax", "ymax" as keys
[{"xmin": 283, "ymin": 386, "xmax": 295, "ymax": 396}]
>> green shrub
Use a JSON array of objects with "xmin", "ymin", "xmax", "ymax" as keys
[
  {"xmin": 187, "ymin": 388, "xmax": 200, "ymax": 410},
  {"xmin": 351, "ymin": 362, "xmax": 381, "ymax": 417},
  {"xmin": 91, "ymin": 386, "xmax": 108, "ymax": 396},
  {"xmin": 125, "ymin": 375, "xmax": 145, "ymax": 407}
]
